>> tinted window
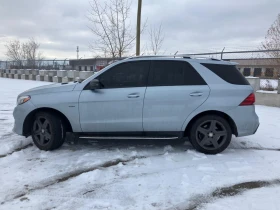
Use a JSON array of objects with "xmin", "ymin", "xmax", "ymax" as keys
[
  {"xmin": 201, "ymin": 63, "xmax": 250, "ymax": 85},
  {"xmin": 149, "ymin": 61, "xmax": 206, "ymax": 86},
  {"xmin": 96, "ymin": 61, "xmax": 150, "ymax": 88}
]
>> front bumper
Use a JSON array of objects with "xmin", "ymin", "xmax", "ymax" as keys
[{"xmin": 13, "ymin": 101, "xmax": 36, "ymax": 136}]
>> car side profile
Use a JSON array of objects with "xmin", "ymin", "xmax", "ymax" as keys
[{"xmin": 13, "ymin": 56, "xmax": 259, "ymax": 154}]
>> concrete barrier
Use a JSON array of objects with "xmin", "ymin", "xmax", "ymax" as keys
[
  {"xmin": 67, "ymin": 70, "xmax": 79, "ymax": 79},
  {"xmin": 9, "ymin": 74, "xmax": 14, "ymax": 79},
  {"xmin": 39, "ymin": 70, "xmax": 46, "ymax": 76},
  {"xmin": 48, "ymin": 70, "xmax": 57, "ymax": 77},
  {"xmin": 62, "ymin": 76, "xmax": 69, "ymax": 83},
  {"xmin": 21, "ymin": 74, "xmax": 28, "ymax": 80},
  {"xmin": 79, "ymin": 71, "xmax": 93, "ymax": 80},
  {"xmin": 256, "ymin": 92, "xmax": 280, "ymax": 107},
  {"xmin": 10, "ymin": 69, "xmax": 17, "ymax": 74},
  {"xmin": 29, "ymin": 74, "xmax": 36, "ymax": 80},
  {"xmin": 36, "ymin": 75, "xmax": 44, "ymax": 81},
  {"xmin": 24, "ymin": 69, "xmax": 32, "ymax": 75},
  {"xmin": 57, "ymin": 70, "xmax": 67, "ymax": 78},
  {"xmin": 44, "ymin": 75, "xmax": 52, "ymax": 82},
  {"xmin": 16, "ymin": 69, "xmax": 23, "ymax": 75},
  {"xmin": 246, "ymin": 77, "xmax": 260, "ymax": 92},
  {"xmin": 53, "ymin": 76, "xmax": 62, "ymax": 83},
  {"xmin": 14, "ymin": 74, "xmax": 20, "ymax": 79},
  {"xmin": 32, "ymin": 69, "xmax": 39, "ymax": 75}
]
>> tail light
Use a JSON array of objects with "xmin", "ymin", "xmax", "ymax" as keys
[{"xmin": 239, "ymin": 93, "xmax": 255, "ymax": 106}]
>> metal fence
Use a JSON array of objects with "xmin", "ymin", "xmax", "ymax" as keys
[
  {"xmin": 0, "ymin": 59, "xmax": 70, "ymax": 70},
  {"xmin": 181, "ymin": 49, "xmax": 280, "ymax": 60},
  {"xmin": 260, "ymin": 79, "xmax": 279, "ymax": 91}
]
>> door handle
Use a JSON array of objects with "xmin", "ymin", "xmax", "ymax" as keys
[
  {"xmin": 190, "ymin": 92, "xmax": 203, "ymax": 97},
  {"xmin": 127, "ymin": 93, "xmax": 140, "ymax": 98}
]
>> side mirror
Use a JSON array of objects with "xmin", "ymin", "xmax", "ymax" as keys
[{"xmin": 89, "ymin": 79, "xmax": 101, "ymax": 89}]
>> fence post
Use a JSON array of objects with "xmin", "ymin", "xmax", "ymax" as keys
[
  {"xmin": 277, "ymin": 78, "xmax": 280, "ymax": 94},
  {"xmin": 221, "ymin": 47, "xmax": 225, "ymax": 60}
]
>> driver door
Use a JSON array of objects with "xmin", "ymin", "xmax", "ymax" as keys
[{"xmin": 79, "ymin": 61, "xmax": 150, "ymax": 133}]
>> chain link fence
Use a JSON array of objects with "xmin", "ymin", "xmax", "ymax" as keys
[
  {"xmin": 0, "ymin": 59, "xmax": 70, "ymax": 70},
  {"xmin": 260, "ymin": 79, "xmax": 279, "ymax": 91}
]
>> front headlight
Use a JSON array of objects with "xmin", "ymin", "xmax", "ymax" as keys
[{"xmin": 17, "ymin": 96, "xmax": 31, "ymax": 105}]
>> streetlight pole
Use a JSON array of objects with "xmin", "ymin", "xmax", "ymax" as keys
[{"xmin": 136, "ymin": 0, "xmax": 142, "ymax": 56}]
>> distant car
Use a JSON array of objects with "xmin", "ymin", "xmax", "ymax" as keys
[{"xmin": 13, "ymin": 56, "xmax": 259, "ymax": 154}]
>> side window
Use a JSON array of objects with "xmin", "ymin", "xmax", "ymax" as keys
[
  {"xmin": 202, "ymin": 63, "xmax": 250, "ymax": 85},
  {"xmin": 96, "ymin": 61, "xmax": 150, "ymax": 89},
  {"xmin": 149, "ymin": 60, "xmax": 206, "ymax": 86}
]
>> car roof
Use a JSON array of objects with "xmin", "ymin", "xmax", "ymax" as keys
[{"xmin": 125, "ymin": 55, "xmax": 238, "ymax": 65}]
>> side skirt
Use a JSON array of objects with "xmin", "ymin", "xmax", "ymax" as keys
[{"xmin": 74, "ymin": 131, "xmax": 184, "ymax": 140}]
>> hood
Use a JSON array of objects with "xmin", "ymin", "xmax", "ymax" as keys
[{"xmin": 20, "ymin": 82, "xmax": 77, "ymax": 96}]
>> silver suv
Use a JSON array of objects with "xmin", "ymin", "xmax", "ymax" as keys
[{"xmin": 13, "ymin": 56, "xmax": 259, "ymax": 154}]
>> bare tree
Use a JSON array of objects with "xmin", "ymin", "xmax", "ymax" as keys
[
  {"xmin": 5, "ymin": 38, "xmax": 43, "ymax": 68},
  {"xmin": 88, "ymin": 0, "xmax": 145, "ymax": 58},
  {"xmin": 5, "ymin": 40, "xmax": 23, "ymax": 66},
  {"xmin": 149, "ymin": 23, "xmax": 165, "ymax": 55},
  {"xmin": 262, "ymin": 14, "xmax": 280, "ymax": 77}
]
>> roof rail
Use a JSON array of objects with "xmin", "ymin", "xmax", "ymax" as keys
[
  {"xmin": 126, "ymin": 55, "xmax": 223, "ymax": 60},
  {"xmin": 178, "ymin": 55, "xmax": 222, "ymax": 61},
  {"xmin": 127, "ymin": 55, "xmax": 192, "ymax": 59}
]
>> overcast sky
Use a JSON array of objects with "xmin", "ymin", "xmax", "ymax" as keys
[{"xmin": 0, "ymin": 0, "xmax": 279, "ymax": 60}]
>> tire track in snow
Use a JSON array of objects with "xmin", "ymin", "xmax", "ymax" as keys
[
  {"xmin": 0, "ymin": 143, "xmax": 33, "ymax": 158},
  {"xmin": 174, "ymin": 179, "xmax": 280, "ymax": 210},
  {"xmin": 3, "ymin": 153, "xmax": 164, "ymax": 204}
]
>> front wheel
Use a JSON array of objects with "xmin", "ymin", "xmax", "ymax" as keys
[
  {"xmin": 189, "ymin": 115, "xmax": 232, "ymax": 154},
  {"xmin": 31, "ymin": 112, "xmax": 66, "ymax": 151}
]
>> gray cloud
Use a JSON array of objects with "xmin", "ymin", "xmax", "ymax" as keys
[{"xmin": 0, "ymin": 0, "xmax": 279, "ymax": 60}]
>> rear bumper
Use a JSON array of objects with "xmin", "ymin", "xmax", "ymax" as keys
[
  {"xmin": 226, "ymin": 105, "xmax": 259, "ymax": 137},
  {"xmin": 13, "ymin": 101, "xmax": 36, "ymax": 136}
]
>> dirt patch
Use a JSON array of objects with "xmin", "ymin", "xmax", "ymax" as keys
[
  {"xmin": 184, "ymin": 179, "xmax": 280, "ymax": 210},
  {"xmin": 20, "ymin": 197, "xmax": 29, "ymax": 202}
]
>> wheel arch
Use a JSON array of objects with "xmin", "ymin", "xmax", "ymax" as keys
[
  {"xmin": 184, "ymin": 110, "xmax": 238, "ymax": 137},
  {"xmin": 23, "ymin": 107, "xmax": 73, "ymax": 137}
]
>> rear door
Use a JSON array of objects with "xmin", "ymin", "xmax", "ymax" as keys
[{"xmin": 143, "ymin": 60, "xmax": 210, "ymax": 132}]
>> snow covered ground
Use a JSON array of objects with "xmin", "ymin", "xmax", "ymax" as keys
[{"xmin": 1, "ymin": 77, "xmax": 280, "ymax": 210}]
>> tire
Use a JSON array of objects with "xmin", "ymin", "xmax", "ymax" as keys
[
  {"xmin": 189, "ymin": 115, "xmax": 232, "ymax": 154},
  {"xmin": 31, "ymin": 112, "xmax": 66, "ymax": 151}
]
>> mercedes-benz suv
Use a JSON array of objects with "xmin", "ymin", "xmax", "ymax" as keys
[{"xmin": 13, "ymin": 56, "xmax": 259, "ymax": 154}]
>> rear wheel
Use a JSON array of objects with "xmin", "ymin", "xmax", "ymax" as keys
[
  {"xmin": 189, "ymin": 115, "xmax": 232, "ymax": 154},
  {"xmin": 31, "ymin": 112, "xmax": 66, "ymax": 151}
]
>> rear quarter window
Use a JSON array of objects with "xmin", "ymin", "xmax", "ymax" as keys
[{"xmin": 201, "ymin": 63, "xmax": 250, "ymax": 85}]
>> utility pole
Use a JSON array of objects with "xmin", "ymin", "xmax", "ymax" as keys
[
  {"xmin": 136, "ymin": 0, "xmax": 142, "ymax": 56},
  {"xmin": 76, "ymin": 46, "xmax": 79, "ymax": 60}
]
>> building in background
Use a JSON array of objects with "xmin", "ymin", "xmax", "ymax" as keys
[
  {"xmin": 69, "ymin": 57, "xmax": 122, "ymax": 72},
  {"xmin": 231, "ymin": 58, "xmax": 280, "ymax": 78}
]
